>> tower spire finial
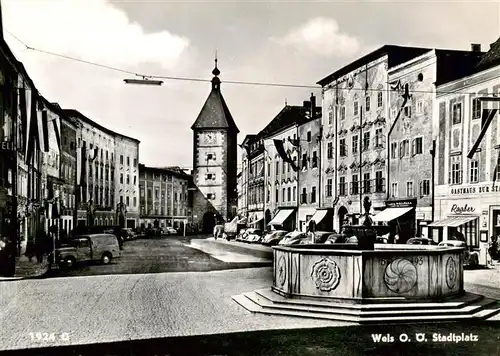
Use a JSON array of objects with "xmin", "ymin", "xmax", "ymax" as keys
[{"xmin": 212, "ymin": 49, "xmax": 220, "ymax": 76}]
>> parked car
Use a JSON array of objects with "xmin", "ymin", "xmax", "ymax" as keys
[
  {"xmin": 438, "ymin": 240, "xmax": 479, "ymax": 267},
  {"xmin": 162, "ymin": 227, "xmax": 178, "ymax": 235},
  {"xmin": 300, "ymin": 231, "xmax": 332, "ymax": 244},
  {"xmin": 261, "ymin": 230, "xmax": 288, "ymax": 246},
  {"xmin": 245, "ymin": 229, "xmax": 264, "ymax": 243},
  {"xmin": 278, "ymin": 231, "xmax": 308, "ymax": 246},
  {"xmin": 324, "ymin": 233, "xmax": 357, "ymax": 244},
  {"xmin": 407, "ymin": 237, "xmax": 437, "ymax": 245},
  {"xmin": 236, "ymin": 229, "xmax": 247, "ymax": 242},
  {"xmin": 52, "ymin": 233, "xmax": 121, "ymax": 269}
]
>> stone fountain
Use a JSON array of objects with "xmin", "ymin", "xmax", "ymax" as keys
[{"xmin": 232, "ymin": 197, "xmax": 500, "ymax": 323}]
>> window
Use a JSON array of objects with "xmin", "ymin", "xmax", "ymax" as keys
[
  {"xmin": 365, "ymin": 96, "xmax": 371, "ymax": 112},
  {"xmin": 391, "ymin": 142, "xmax": 398, "ymax": 159},
  {"xmin": 363, "ymin": 132, "xmax": 370, "ymax": 151},
  {"xmin": 412, "ymin": 137, "xmax": 423, "ymax": 155},
  {"xmin": 312, "ymin": 151, "xmax": 318, "ymax": 168},
  {"xmin": 340, "ymin": 139, "xmax": 347, "ymax": 156},
  {"xmin": 126, "ymin": 175, "xmax": 130, "ymax": 184},
  {"xmin": 363, "ymin": 173, "xmax": 371, "ymax": 193},
  {"xmin": 354, "ymin": 100, "xmax": 359, "ymax": 116},
  {"xmin": 375, "ymin": 171, "xmax": 384, "ymax": 193},
  {"xmin": 340, "ymin": 106, "xmax": 346, "ymax": 120},
  {"xmin": 302, "ymin": 153, "xmax": 308, "ymax": 169},
  {"xmin": 449, "ymin": 155, "xmax": 462, "ymax": 184},
  {"xmin": 276, "ymin": 162, "xmax": 279, "ymax": 176},
  {"xmin": 399, "ymin": 140, "xmax": 410, "ymax": 157},
  {"xmin": 420, "ymin": 180, "xmax": 430, "ymax": 196},
  {"xmin": 120, "ymin": 155, "xmax": 124, "ymax": 164},
  {"xmin": 268, "ymin": 163, "xmax": 271, "ymax": 176},
  {"xmin": 472, "ymin": 97, "xmax": 481, "ymax": 120},
  {"xmin": 126, "ymin": 196, "xmax": 130, "ymax": 206},
  {"xmin": 352, "ymin": 135, "xmax": 358, "ymax": 154},
  {"xmin": 327, "ymin": 142, "xmax": 333, "ymax": 159},
  {"xmin": 293, "ymin": 186, "xmax": 296, "ymax": 201},
  {"xmin": 207, "ymin": 193, "xmax": 216, "ymax": 200},
  {"xmin": 326, "ymin": 179, "xmax": 333, "ymax": 197},
  {"xmin": 301, "ymin": 188, "xmax": 307, "ymax": 204},
  {"xmin": 133, "ymin": 176, "xmax": 136, "ymax": 185},
  {"xmin": 287, "ymin": 187, "xmax": 291, "ymax": 202},
  {"xmin": 127, "ymin": 157, "xmax": 130, "ymax": 166},
  {"xmin": 134, "ymin": 158, "xmax": 137, "ymax": 166},
  {"xmin": 452, "ymin": 102, "xmax": 462, "ymax": 125},
  {"xmin": 373, "ymin": 128, "xmax": 383, "ymax": 148},
  {"xmin": 120, "ymin": 173, "xmax": 123, "ymax": 184},
  {"xmin": 311, "ymin": 187, "xmax": 317, "ymax": 203},
  {"xmin": 339, "ymin": 177, "xmax": 346, "ymax": 196},
  {"xmin": 206, "ymin": 153, "xmax": 215, "ymax": 160},
  {"xmin": 282, "ymin": 188, "xmax": 286, "ymax": 203},
  {"xmin": 406, "ymin": 181, "xmax": 414, "ymax": 197},
  {"xmin": 307, "ymin": 131, "xmax": 312, "ymax": 142},
  {"xmin": 470, "ymin": 158, "xmax": 479, "ymax": 183},
  {"xmin": 351, "ymin": 174, "xmax": 359, "ymax": 195},
  {"xmin": 275, "ymin": 188, "xmax": 279, "ymax": 203},
  {"xmin": 328, "ymin": 111, "xmax": 333, "ymax": 125},
  {"xmin": 391, "ymin": 182, "xmax": 398, "ymax": 198},
  {"xmin": 417, "ymin": 100, "xmax": 424, "ymax": 113},
  {"xmin": 496, "ymin": 155, "xmax": 500, "ymax": 181},
  {"xmin": 206, "ymin": 173, "xmax": 215, "ymax": 180},
  {"xmin": 404, "ymin": 104, "xmax": 412, "ymax": 117},
  {"xmin": 377, "ymin": 92, "xmax": 383, "ymax": 107},
  {"xmin": 155, "ymin": 188, "xmax": 159, "ymax": 199}
]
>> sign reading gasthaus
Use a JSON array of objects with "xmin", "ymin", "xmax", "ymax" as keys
[{"xmin": 450, "ymin": 184, "xmax": 500, "ymax": 195}]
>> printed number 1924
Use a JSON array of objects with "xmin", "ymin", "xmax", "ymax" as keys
[{"xmin": 29, "ymin": 332, "xmax": 70, "ymax": 342}]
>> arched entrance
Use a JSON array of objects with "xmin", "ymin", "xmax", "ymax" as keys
[
  {"xmin": 338, "ymin": 206, "xmax": 348, "ymax": 231},
  {"xmin": 202, "ymin": 212, "xmax": 216, "ymax": 234}
]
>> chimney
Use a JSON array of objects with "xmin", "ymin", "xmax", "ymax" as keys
[
  {"xmin": 471, "ymin": 43, "xmax": 481, "ymax": 52},
  {"xmin": 310, "ymin": 93, "xmax": 316, "ymax": 119}
]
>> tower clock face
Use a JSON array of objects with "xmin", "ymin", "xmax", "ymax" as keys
[{"xmin": 202, "ymin": 132, "xmax": 217, "ymax": 145}]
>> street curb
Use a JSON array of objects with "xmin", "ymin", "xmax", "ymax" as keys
[{"xmin": 203, "ymin": 238, "xmax": 273, "ymax": 259}]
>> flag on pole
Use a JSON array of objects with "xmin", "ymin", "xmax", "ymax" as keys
[
  {"xmin": 52, "ymin": 119, "xmax": 61, "ymax": 151},
  {"xmin": 40, "ymin": 110, "xmax": 49, "ymax": 152},
  {"xmin": 273, "ymin": 139, "xmax": 298, "ymax": 171},
  {"xmin": 19, "ymin": 88, "xmax": 28, "ymax": 153}
]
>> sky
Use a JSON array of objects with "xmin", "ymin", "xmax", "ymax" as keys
[{"xmin": 2, "ymin": 0, "xmax": 500, "ymax": 169}]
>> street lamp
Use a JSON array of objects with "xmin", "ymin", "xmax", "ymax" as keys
[{"xmin": 123, "ymin": 77, "xmax": 163, "ymax": 86}]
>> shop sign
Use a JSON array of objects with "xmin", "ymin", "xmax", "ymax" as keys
[
  {"xmin": 385, "ymin": 199, "xmax": 417, "ymax": 209},
  {"xmin": 446, "ymin": 199, "xmax": 481, "ymax": 216},
  {"xmin": 0, "ymin": 141, "xmax": 15, "ymax": 151},
  {"xmin": 450, "ymin": 183, "xmax": 500, "ymax": 195}
]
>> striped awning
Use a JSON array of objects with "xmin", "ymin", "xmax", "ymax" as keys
[{"xmin": 427, "ymin": 216, "xmax": 478, "ymax": 228}]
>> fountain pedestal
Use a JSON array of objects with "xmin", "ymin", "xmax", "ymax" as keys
[{"xmin": 233, "ymin": 244, "xmax": 500, "ymax": 323}]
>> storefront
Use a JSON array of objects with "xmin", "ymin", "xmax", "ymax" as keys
[
  {"xmin": 268, "ymin": 208, "xmax": 296, "ymax": 232},
  {"xmin": 298, "ymin": 207, "xmax": 316, "ymax": 232},
  {"xmin": 248, "ymin": 211, "xmax": 264, "ymax": 230},
  {"xmin": 309, "ymin": 208, "xmax": 334, "ymax": 232},
  {"xmin": 371, "ymin": 199, "xmax": 417, "ymax": 243},
  {"xmin": 429, "ymin": 197, "xmax": 486, "ymax": 261}
]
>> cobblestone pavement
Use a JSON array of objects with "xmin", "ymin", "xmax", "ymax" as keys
[
  {"xmin": 0, "ymin": 267, "xmax": 350, "ymax": 351},
  {"xmin": 43, "ymin": 236, "xmax": 271, "ymax": 278}
]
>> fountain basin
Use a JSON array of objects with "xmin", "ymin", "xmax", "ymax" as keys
[{"xmin": 272, "ymin": 244, "xmax": 464, "ymax": 303}]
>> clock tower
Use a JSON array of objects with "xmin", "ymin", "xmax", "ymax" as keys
[{"xmin": 191, "ymin": 58, "xmax": 239, "ymax": 227}]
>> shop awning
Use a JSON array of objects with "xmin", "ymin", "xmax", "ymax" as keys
[
  {"xmin": 249, "ymin": 218, "xmax": 263, "ymax": 225},
  {"xmin": 310, "ymin": 209, "xmax": 329, "ymax": 224},
  {"xmin": 268, "ymin": 209, "xmax": 295, "ymax": 226},
  {"xmin": 427, "ymin": 216, "xmax": 478, "ymax": 228},
  {"xmin": 372, "ymin": 207, "xmax": 413, "ymax": 222}
]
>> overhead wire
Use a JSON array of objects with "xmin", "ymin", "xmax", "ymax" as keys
[{"xmin": 4, "ymin": 29, "xmax": 499, "ymax": 96}]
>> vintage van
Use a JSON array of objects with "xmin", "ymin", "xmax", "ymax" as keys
[{"xmin": 53, "ymin": 234, "xmax": 121, "ymax": 268}]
